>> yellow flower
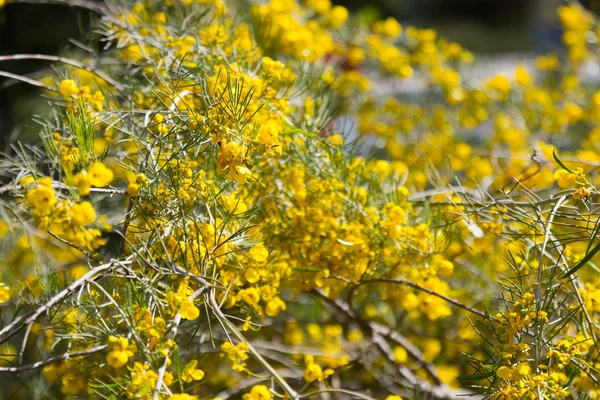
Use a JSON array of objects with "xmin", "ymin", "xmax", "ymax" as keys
[
  {"xmin": 243, "ymin": 385, "xmax": 271, "ymax": 400},
  {"xmin": 181, "ymin": 360, "xmax": 204, "ymax": 382},
  {"xmin": 496, "ymin": 366, "xmax": 513, "ymax": 380},
  {"xmin": 106, "ymin": 336, "xmax": 133, "ymax": 368},
  {"xmin": 327, "ymin": 6, "xmax": 349, "ymax": 28},
  {"xmin": 265, "ymin": 298, "xmax": 286, "ymax": 317},
  {"xmin": 385, "ymin": 396, "xmax": 403, "ymax": 400},
  {"xmin": 374, "ymin": 17, "xmax": 402, "ymax": 38},
  {"xmin": 73, "ymin": 171, "xmax": 91, "ymax": 196},
  {"xmin": 573, "ymin": 186, "xmax": 591, "ymax": 200},
  {"xmin": 240, "ymin": 288, "xmax": 260, "ymax": 306},
  {"xmin": 169, "ymin": 395, "xmax": 198, "ymax": 400},
  {"xmin": 513, "ymin": 364, "xmax": 531, "ymax": 379},
  {"xmin": 303, "ymin": 355, "xmax": 334, "ymax": 382},
  {"xmin": 304, "ymin": 362, "xmax": 323, "ymax": 382},
  {"xmin": 329, "ymin": 134, "xmax": 344, "ymax": 146},
  {"xmin": 27, "ymin": 185, "xmax": 57, "ymax": 214},
  {"xmin": 0, "ymin": 283, "xmax": 10, "ymax": 303},
  {"xmin": 221, "ymin": 340, "xmax": 252, "ymax": 370},
  {"xmin": 553, "ymin": 169, "xmax": 580, "ymax": 188},
  {"xmin": 180, "ymin": 298, "xmax": 200, "ymax": 320},
  {"xmin": 70, "ymin": 201, "xmax": 96, "ymax": 226},
  {"xmin": 515, "ymin": 65, "xmax": 531, "ymax": 86},
  {"xmin": 58, "ymin": 79, "xmax": 79, "ymax": 97},
  {"xmin": 106, "ymin": 351, "xmax": 129, "ymax": 368},
  {"xmin": 248, "ymin": 243, "xmax": 269, "ymax": 263},
  {"xmin": 88, "ymin": 162, "xmax": 114, "ymax": 187},
  {"xmin": 127, "ymin": 182, "xmax": 141, "ymax": 197},
  {"xmin": 245, "ymin": 268, "xmax": 260, "ymax": 283},
  {"xmin": 393, "ymin": 346, "xmax": 407, "ymax": 363}
]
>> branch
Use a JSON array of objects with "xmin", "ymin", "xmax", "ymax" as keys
[
  {"xmin": 208, "ymin": 288, "xmax": 299, "ymax": 399},
  {"xmin": 0, "ymin": 70, "xmax": 55, "ymax": 91},
  {"xmin": 0, "ymin": 54, "xmax": 121, "ymax": 89},
  {"xmin": 0, "ymin": 258, "xmax": 131, "ymax": 344},
  {"xmin": 0, "ymin": 345, "xmax": 106, "ymax": 373},
  {"xmin": 152, "ymin": 287, "xmax": 205, "ymax": 400},
  {"xmin": 312, "ymin": 289, "xmax": 465, "ymax": 400},
  {"xmin": 342, "ymin": 277, "xmax": 492, "ymax": 320},
  {"xmin": 8, "ymin": 0, "xmax": 108, "ymax": 14}
]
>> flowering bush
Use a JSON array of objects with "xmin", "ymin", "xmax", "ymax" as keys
[{"xmin": 1, "ymin": 0, "xmax": 600, "ymax": 399}]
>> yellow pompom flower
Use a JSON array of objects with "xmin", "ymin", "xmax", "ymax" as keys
[
  {"xmin": 248, "ymin": 243, "xmax": 269, "ymax": 263},
  {"xmin": 0, "ymin": 283, "xmax": 10, "ymax": 303},
  {"xmin": 127, "ymin": 182, "xmax": 141, "ymax": 197},
  {"xmin": 27, "ymin": 185, "xmax": 57, "ymax": 214},
  {"xmin": 243, "ymin": 385, "xmax": 271, "ymax": 400},
  {"xmin": 180, "ymin": 298, "xmax": 200, "ymax": 320},
  {"xmin": 327, "ymin": 6, "xmax": 349, "ymax": 28},
  {"xmin": 374, "ymin": 17, "xmax": 402, "ymax": 38},
  {"xmin": 70, "ymin": 201, "xmax": 97, "ymax": 226},
  {"xmin": 58, "ymin": 79, "xmax": 79, "ymax": 97},
  {"xmin": 88, "ymin": 162, "xmax": 114, "ymax": 187},
  {"xmin": 385, "ymin": 396, "xmax": 403, "ymax": 400},
  {"xmin": 393, "ymin": 346, "xmax": 408, "ymax": 363},
  {"xmin": 106, "ymin": 336, "xmax": 134, "ymax": 368},
  {"xmin": 496, "ymin": 366, "xmax": 513, "ymax": 380}
]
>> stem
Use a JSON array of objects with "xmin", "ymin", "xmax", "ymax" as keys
[
  {"xmin": 0, "ymin": 54, "xmax": 121, "ymax": 89},
  {"xmin": 0, "ymin": 345, "xmax": 107, "ymax": 373}
]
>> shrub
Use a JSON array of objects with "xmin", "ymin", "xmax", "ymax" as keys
[{"xmin": 0, "ymin": 0, "xmax": 599, "ymax": 399}]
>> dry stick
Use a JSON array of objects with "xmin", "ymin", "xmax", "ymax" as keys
[
  {"xmin": 0, "ymin": 70, "xmax": 55, "ymax": 91},
  {"xmin": 545, "ymin": 234, "xmax": 598, "ymax": 343},
  {"xmin": 8, "ymin": 0, "xmax": 108, "ymax": 14},
  {"xmin": 0, "ymin": 183, "xmax": 125, "ymax": 195},
  {"xmin": 152, "ymin": 287, "xmax": 205, "ymax": 400},
  {"xmin": 0, "ymin": 345, "xmax": 107, "ymax": 373},
  {"xmin": 529, "ymin": 196, "xmax": 567, "ymax": 400},
  {"xmin": 207, "ymin": 288, "xmax": 299, "ymax": 399},
  {"xmin": 570, "ymin": 359, "xmax": 600, "ymax": 387},
  {"xmin": 0, "ymin": 68, "xmax": 51, "ymax": 89},
  {"xmin": 170, "ymin": 266, "xmax": 299, "ymax": 398},
  {"xmin": 534, "ymin": 196, "xmax": 567, "ymax": 374},
  {"xmin": 312, "ymin": 289, "xmax": 463, "ymax": 400},
  {"xmin": 0, "ymin": 259, "xmax": 129, "ymax": 342},
  {"xmin": 48, "ymin": 230, "xmax": 94, "ymax": 258},
  {"xmin": 343, "ymin": 277, "xmax": 492, "ymax": 321},
  {"xmin": 0, "ymin": 54, "xmax": 121, "ymax": 89}
]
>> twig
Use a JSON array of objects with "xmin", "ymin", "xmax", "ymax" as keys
[
  {"xmin": 533, "ymin": 195, "xmax": 566, "ymax": 386},
  {"xmin": 0, "ymin": 54, "xmax": 120, "ymax": 89},
  {"xmin": 8, "ymin": 0, "xmax": 108, "ymax": 14},
  {"xmin": 0, "ymin": 345, "xmax": 106, "ymax": 373},
  {"xmin": 311, "ymin": 289, "xmax": 463, "ymax": 400},
  {"xmin": 339, "ymin": 277, "xmax": 492, "ymax": 320},
  {"xmin": 152, "ymin": 287, "xmax": 205, "ymax": 400},
  {"xmin": 208, "ymin": 288, "xmax": 299, "ymax": 399},
  {"xmin": 0, "ymin": 259, "xmax": 130, "ymax": 343},
  {"xmin": 0, "ymin": 70, "xmax": 55, "ymax": 91}
]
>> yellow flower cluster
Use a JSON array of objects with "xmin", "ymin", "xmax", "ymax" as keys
[{"xmin": 3, "ymin": 0, "xmax": 600, "ymax": 399}]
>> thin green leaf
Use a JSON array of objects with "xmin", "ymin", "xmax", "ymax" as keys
[
  {"xmin": 553, "ymin": 149, "xmax": 575, "ymax": 174},
  {"xmin": 563, "ymin": 240, "xmax": 600, "ymax": 277}
]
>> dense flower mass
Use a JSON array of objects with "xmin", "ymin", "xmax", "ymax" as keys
[{"xmin": 1, "ymin": 0, "xmax": 600, "ymax": 399}]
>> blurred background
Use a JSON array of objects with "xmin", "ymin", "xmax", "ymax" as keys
[{"xmin": 0, "ymin": 0, "xmax": 597, "ymax": 148}]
